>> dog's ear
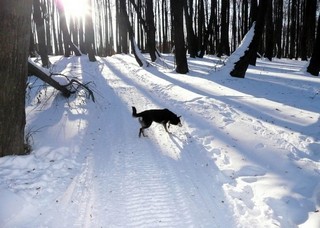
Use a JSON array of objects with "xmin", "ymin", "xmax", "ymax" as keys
[{"xmin": 178, "ymin": 116, "xmax": 181, "ymax": 118}]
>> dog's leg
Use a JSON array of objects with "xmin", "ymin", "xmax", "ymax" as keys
[
  {"xmin": 138, "ymin": 118, "xmax": 152, "ymax": 137},
  {"xmin": 162, "ymin": 122, "xmax": 171, "ymax": 134},
  {"xmin": 139, "ymin": 128, "xmax": 147, "ymax": 137}
]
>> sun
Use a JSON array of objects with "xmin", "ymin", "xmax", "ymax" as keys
[{"xmin": 60, "ymin": 0, "xmax": 89, "ymax": 18}]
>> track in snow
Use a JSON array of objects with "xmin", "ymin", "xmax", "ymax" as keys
[
  {"xmin": 9, "ymin": 55, "xmax": 318, "ymax": 227},
  {"xmin": 22, "ymin": 56, "xmax": 236, "ymax": 227}
]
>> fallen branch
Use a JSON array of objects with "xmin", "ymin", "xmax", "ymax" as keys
[
  {"xmin": 28, "ymin": 59, "xmax": 71, "ymax": 97},
  {"xmin": 28, "ymin": 59, "xmax": 95, "ymax": 102}
]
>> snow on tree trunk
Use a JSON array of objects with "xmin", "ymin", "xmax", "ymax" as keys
[
  {"xmin": 28, "ymin": 59, "xmax": 95, "ymax": 102},
  {"xmin": 230, "ymin": 0, "xmax": 269, "ymax": 78},
  {"xmin": 131, "ymin": 38, "xmax": 148, "ymax": 67},
  {"xmin": 28, "ymin": 59, "xmax": 71, "ymax": 97},
  {"xmin": 225, "ymin": 23, "xmax": 255, "ymax": 68}
]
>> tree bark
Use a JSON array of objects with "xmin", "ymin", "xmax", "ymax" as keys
[
  {"xmin": 85, "ymin": 0, "xmax": 96, "ymax": 61},
  {"xmin": 33, "ymin": 0, "xmax": 50, "ymax": 67},
  {"xmin": 116, "ymin": 0, "xmax": 128, "ymax": 54},
  {"xmin": 184, "ymin": 0, "xmax": 198, "ymax": 58},
  {"xmin": 145, "ymin": 0, "xmax": 157, "ymax": 61},
  {"xmin": 300, "ymin": 0, "xmax": 317, "ymax": 60},
  {"xmin": 307, "ymin": 15, "xmax": 320, "ymax": 76},
  {"xmin": 265, "ymin": 0, "xmax": 274, "ymax": 61},
  {"xmin": 171, "ymin": 0, "xmax": 189, "ymax": 74},
  {"xmin": 0, "ymin": 0, "xmax": 32, "ymax": 156},
  {"xmin": 275, "ymin": 0, "xmax": 283, "ymax": 58},
  {"xmin": 199, "ymin": 0, "xmax": 216, "ymax": 57},
  {"xmin": 289, "ymin": 0, "xmax": 297, "ymax": 59},
  {"xmin": 218, "ymin": 0, "xmax": 230, "ymax": 57}
]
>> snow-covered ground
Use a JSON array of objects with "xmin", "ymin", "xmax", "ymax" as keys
[{"xmin": 0, "ymin": 53, "xmax": 319, "ymax": 227}]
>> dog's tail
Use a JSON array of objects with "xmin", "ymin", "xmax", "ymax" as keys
[{"xmin": 132, "ymin": 106, "xmax": 139, "ymax": 118}]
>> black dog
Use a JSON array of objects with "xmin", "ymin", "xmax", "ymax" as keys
[{"xmin": 132, "ymin": 106, "xmax": 182, "ymax": 137}]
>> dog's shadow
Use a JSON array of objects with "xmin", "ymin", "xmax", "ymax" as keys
[{"xmin": 168, "ymin": 132, "xmax": 184, "ymax": 151}]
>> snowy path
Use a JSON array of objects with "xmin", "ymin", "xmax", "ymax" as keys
[
  {"xmin": 79, "ymin": 56, "xmax": 235, "ymax": 227},
  {"xmin": 1, "ymin": 55, "xmax": 319, "ymax": 227},
  {"xmin": 22, "ymin": 56, "xmax": 235, "ymax": 227}
]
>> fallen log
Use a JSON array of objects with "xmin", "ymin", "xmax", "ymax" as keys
[
  {"xmin": 28, "ymin": 59, "xmax": 71, "ymax": 97},
  {"xmin": 28, "ymin": 59, "xmax": 95, "ymax": 102}
]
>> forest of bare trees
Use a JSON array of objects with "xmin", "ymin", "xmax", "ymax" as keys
[
  {"xmin": 28, "ymin": 0, "xmax": 319, "ymax": 62},
  {"xmin": 0, "ymin": 0, "xmax": 320, "ymax": 156}
]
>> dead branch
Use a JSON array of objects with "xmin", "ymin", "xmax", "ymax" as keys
[{"xmin": 28, "ymin": 59, "xmax": 95, "ymax": 102}]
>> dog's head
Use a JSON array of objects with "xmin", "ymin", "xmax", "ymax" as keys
[{"xmin": 170, "ymin": 115, "xmax": 182, "ymax": 127}]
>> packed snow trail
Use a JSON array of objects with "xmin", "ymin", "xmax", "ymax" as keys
[
  {"xmin": 2, "ymin": 55, "xmax": 319, "ymax": 227},
  {"xmin": 19, "ymin": 56, "xmax": 235, "ymax": 227},
  {"xmin": 81, "ymin": 56, "xmax": 236, "ymax": 227}
]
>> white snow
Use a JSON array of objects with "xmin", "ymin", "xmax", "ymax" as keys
[{"xmin": 1, "ymin": 52, "xmax": 319, "ymax": 227}]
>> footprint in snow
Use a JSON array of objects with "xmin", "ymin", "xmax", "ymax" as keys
[{"xmin": 254, "ymin": 143, "xmax": 266, "ymax": 150}]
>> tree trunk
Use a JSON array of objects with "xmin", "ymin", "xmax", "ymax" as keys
[
  {"xmin": 121, "ymin": 0, "xmax": 147, "ymax": 67},
  {"xmin": 289, "ymin": 0, "xmax": 297, "ymax": 59},
  {"xmin": 230, "ymin": 0, "xmax": 270, "ymax": 78},
  {"xmin": 275, "ymin": 0, "xmax": 283, "ymax": 58},
  {"xmin": 55, "ymin": 0, "xmax": 82, "ymax": 57},
  {"xmin": 218, "ymin": 0, "xmax": 230, "ymax": 57},
  {"xmin": 171, "ymin": 0, "xmax": 188, "ymax": 74},
  {"xmin": 249, "ymin": 0, "xmax": 257, "ymax": 27},
  {"xmin": 232, "ymin": 0, "xmax": 237, "ymax": 52},
  {"xmin": 307, "ymin": 15, "xmax": 320, "ymax": 76},
  {"xmin": 242, "ymin": 0, "xmax": 249, "ymax": 37},
  {"xmin": 197, "ymin": 0, "xmax": 205, "ymax": 55},
  {"xmin": 117, "ymin": 0, "xmax": 128, "ymax": 54},
  {"xmin": 184, "ymin": 0, "xmax": 198, "ymax": 58},
  {"xmin": 0, "ymin": 0, "xmax": 32, "ymax": 156},
  {"xmin": 162, "ymin": 0, "xmax": 169, "ymax": 53},
  {"xmin": 33, "ymin": 0, "xmax": 50, "ymax": 67},
  {"xmin": 300, "ymin": 0, "xmax": 317, "ymax": 60},
  {"xmin": 51, "ymin": 0, "xmax": 59, "ymax": 55},
  {"xmin": 145, "ymin": 0, "xmax": 157, "ymax": 61},
  {"xmin": 199, "ymin": 0, "xmax": 215, "ymax": 57},
  {"xmin": 129, "ymin": 0, "xmax": 157, "ymax": 61},
  {"xmin": 265, "ymin": 0, "xmax": 274, "ymax": 61},
  {"xmin": 85, "ymin": 0, "xmax": 96, "ymax": 61}
]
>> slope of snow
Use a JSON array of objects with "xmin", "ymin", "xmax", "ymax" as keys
[{"xmin": 0, "ymin": 53, "xmax": 319, "ymax": 228}]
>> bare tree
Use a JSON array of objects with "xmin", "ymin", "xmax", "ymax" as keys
[
  {"xmin": 300, "ymin": 0, "xmax": 317, "ymax": 61},
  {"xmin": 145, "ymin": 0, "xmax": 157, "ymax": 61},
  {"xmin": 33, "ymin": 0, "xmax": 50, "ymax": 67},
  {"xmin": 121, "ymin": 0, "xmax": 147, "ymax": 66},
  {"xmin": 0, "ymin": 0, "xmax": 32, "ymax": 156},
  {"xmin": 55, "ymin": 0, "xmax": 82, "ymax": 57},
  {"xmin": 218, "ymin": 0, "xmax": 230, "ymax": 57},
  {"xmin": 265, "ymin": 0, "xmax": 274, "ymax": 61},
  {"xmin": 85, "ymin": 0, "xmax": 96, "ymax": 61},
  {"xmin": 128, "ymin": 0, "xmax": 158, "ymax": 61},
  {"xmin": 184, "ymin": 0, "xmax": 198, "ymax": 58},
  {"xmin": 275, "ymin": 0, "xmax": 283, "ymax": 58},
  {"xmin": 289, "ymin": 0, "xmax": 297, "ymax": 59},
  {"xmin": 307, "ymin": 14, "xmax": 320, "ymax": 76},
  {"xmin": 230, "ymin": 0, "xmax": 270, "ymax": 78},
  {"xmin": 171, "ymin": 0, "xmax": 188, "ymax": 74}
]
